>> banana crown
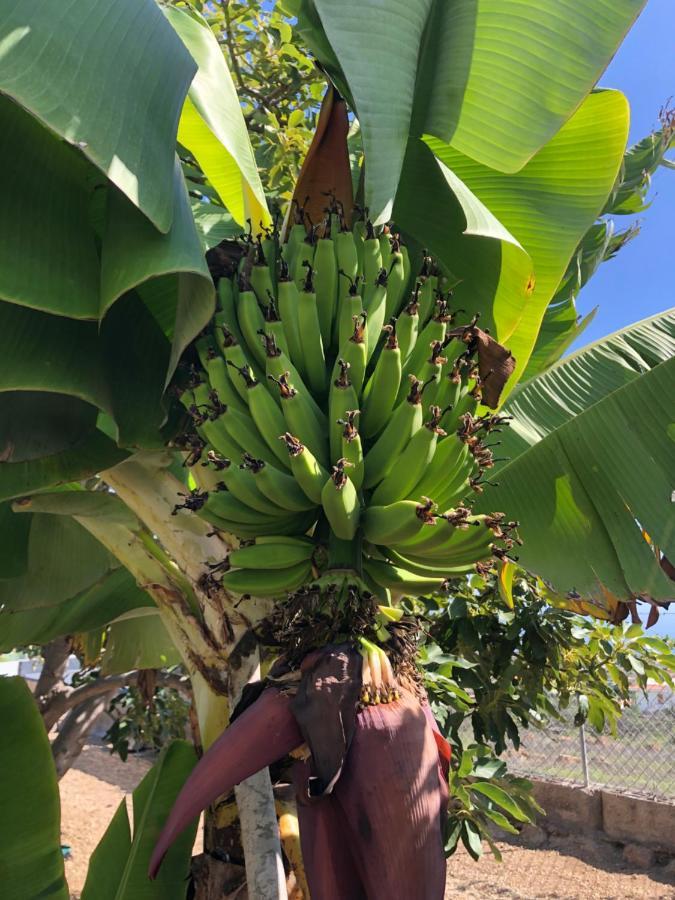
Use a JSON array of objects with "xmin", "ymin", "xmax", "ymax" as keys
[{"xmin": 173, "ymin": 207, "xmax": 519, "ymax": 606}]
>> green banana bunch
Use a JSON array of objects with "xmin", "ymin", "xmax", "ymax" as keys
[{"xmin": 172, "ymin": 214, "xmax": 517, "ymax": 604}]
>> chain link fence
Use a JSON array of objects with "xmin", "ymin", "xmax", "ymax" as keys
[{"xmin": 501, "ymin": 686, "xmax": 675, "ymax": 801}]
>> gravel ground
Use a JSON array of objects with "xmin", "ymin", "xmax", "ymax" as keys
[{"xmin": 61, "ymin": 745, "xmax": 675, "ymax": 899}]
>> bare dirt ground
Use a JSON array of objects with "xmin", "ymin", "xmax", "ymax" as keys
[{"xmin": 61, "ymin": 745, "xmax": 675, "ymax": 899}]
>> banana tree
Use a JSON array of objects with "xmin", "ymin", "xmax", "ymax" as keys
[{"xmin": 1, "ymin": 0, "xmax": 673, "ymax": 898}]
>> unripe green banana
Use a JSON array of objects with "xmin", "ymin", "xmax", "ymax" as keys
[
  {"xmin": 276, "ymin": 264, "xmax": 305, "ymax": 374},
  {"xmin": 337, "ymin": 276, "xmax": 364, "ymax": 348},
  {"xmin": 264, "ymin": 338, "xmax": 326, "ymax": 429},
  {"xmin": 362, "ymin": 221, "xmax": 383, "ymax": 307},
  {"xmin": 335, "ymin": 230, "xmax": 359, "ymax": 306},
  {"xmin": 292, "ymin": 239, "xmax": 316, "ymax": 291},
  {"xmin": 297, "ymin": 264, "xmax": 327, "ymax": 396},
  {"xmin": 313, "ymin": 236, "xmax": 338, "ymax": 349},
  {"xmin": 360, "ymin": 327, "xmax": 402, "ymax": 438},
  {"xmin": 396, "ymin": 307, "xmax": 449, "ymax": 405},
  {"xmin": 195, "ymin": 410, "xmax": 245, "ymax": 461},
  {"xmin": 384, "ymin": 237, "xmax": 408, "ymax": 320},
  {"xmin": 338, "ymin": 411, "xmax": 364, "ymax": 491},
  {"xmin": 229, "ymin": 367, "xmax": 290, "ymax": 469},
  {"xmin": 227, "ymin": 540, "xmax": 314, "ymax": 570},
  {"xmin": 392, "ymin": 509, "xmax": 471, "ymax": 555},
  {"xmin": 362, "ymin": 498, "xmax": 436, "ymax": 545},
  {"xmin": 406, "ymin": 434, "xmax": 471, "ymax": 502},
  {"xmin": 260, "ymin": 299, "xmax": 290, "ymax": 360},
  {"xmin": 363, "ymin": 557, "xmax": 447, "ymax": 597},
  {"xmin": 236, "ymin": 286, "xmax": 267, "ymax": 368},
  {"xmin": 217, "ymin": 402, "xmax": 285, "ymax": 471},
  {"xmin": 440, "ymin": 384, "xmax": 480, "ymax": 434},
  {"xmin": 201, "ymin": 488, "xmax": 289, "ymax": 526},
  {"xmin": 352, "ymin": 218, "xmax": 367, "ymax": 274},
  {"xmin": 218, "ymin": 333, "xmax": 257, "ymax": 406},
  {"xmin": 280, "ymin": 434, "xmax": 329, "ymax": 504},
  {"xmin": 210, "ymin": 458, "xmax": 276, "ymax": 515},
  {"xmin": 378, "ymin": 226, "xmax": 392, "ymax": 262},
  {"xmin": 333, "ymin": 315, "xmax": 367, "ymax": 394},
  {"xmin": 205, "ymin": 509, "xmax": 316, "ymax": 539},
  {"xmin": 321, "ymin": 460, "xmax": 360, "ymax": 540},
  {"xmin": 205, "ymin": 352, "xmax": 248, "ymax": 415},
  {"xmin": 220, "ymin": 560, "xmax": 312, "ymax": 597},
  {"xmin": 363, "ymin": 377, "xmax": 424, "ymax": 488},
  {"xmin": 417, "ymin": 273, "xmax": 438, "ymax": 326},
  {"xmin": 363, "ymin": 268, "xmax": 388, "ymax": 361},
  {"xmin": 242, "ymin": 454, "xmax": 317, "ymax": 512},
  {"xmin": 383, "ymin": 548, "xmax": 475, "ymax": 579},
  {"xmin": 250, "ymin": 256, "xmax": 275, "ymax": 310},
  {"xmin": 269, "ymin": 372, "xmax": 329, "ymax": 468},
  {"xmin": 370, "ymin": 406, "xmax": 446, "ymax": 506},
  {"xmin": 283, "ymin": 215, "xmax": 308, "ymax": 273},
  {"xmin": 328, "ymin": 360, "xmax": 359, "ymax": 462},
  {"xmin": 396, "ymin": 290, "xmax": 420, "ymax": 365},
  {"xmin": 216, "ymin": 278, "xmax": 245, "ymax": 347}
]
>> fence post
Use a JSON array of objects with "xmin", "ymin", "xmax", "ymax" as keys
[{"xmin": 579, "ymin": 723, "xmax": 590, "ymax": 788}]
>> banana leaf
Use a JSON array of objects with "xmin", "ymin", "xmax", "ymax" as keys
[
  {"xmin": 421, "ymin": 90, "xmax": 629, "ymax": 393},
  {"xmin": 298, "ymin": 0, "xmax": 644, "ymax": 222},
  {"xmin": 0, "ymin": 677, "xmax": 68, "ymax": 900},
  {"xmin": 0, "ymin": 567, "xmax": 153, "ymax": 653},
  {"xmin": 0, "ymin": 0, "xmax": 195, "ymax": 231},
  {"xmin": 102, "ymin": 609, "xmax": 181, "ymax": 675},
  {"xmin": 164, "ymin": 5, "xmax": 271, "ymax": 229},
  {"xmin": 480, "ymin": 309, "xmax": 675, "ymax": 605},
  {"xmin": 81, "ymin": 740, "xmax": 197, "ymax": 900}
]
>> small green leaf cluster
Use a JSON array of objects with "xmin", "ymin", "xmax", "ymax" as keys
[{"xmin": 414, "ymin": 570, "xmax": 675, "ymax": 857}]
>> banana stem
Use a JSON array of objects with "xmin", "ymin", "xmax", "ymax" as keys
[{"xmin": 326, "ymin": 530, "xmax": 363, "ymax": 573}]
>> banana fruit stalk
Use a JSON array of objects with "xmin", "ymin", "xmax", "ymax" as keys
[{"xmin": 172, "ymin": 213, "xmax": 517, "ymax": 602}]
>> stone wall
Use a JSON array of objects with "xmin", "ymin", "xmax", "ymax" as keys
[{"xmin": 530, "ymin": 778, "xmax": 675, "ymax": 854}]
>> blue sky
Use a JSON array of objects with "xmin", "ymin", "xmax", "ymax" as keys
[
  {"xmin": 567, "ymin": 1, "xmax": 675, "ymax": 637},
  {"xmin": 570, "ymin": 0, "xmax": 675, "ymax": 351}
]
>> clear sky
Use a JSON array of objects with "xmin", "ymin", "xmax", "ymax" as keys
[
  {"xmin": 570, "ymin": 0, "xmax": 675, "ymax": 351},
  {"xmin": 566, "ymin": 1, "xmax": 675, "ymax": 637}
]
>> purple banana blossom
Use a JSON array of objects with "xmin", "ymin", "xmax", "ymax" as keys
[{"xmin": 149, "ymin": 648, "xmax": 450, "ymax": 898}]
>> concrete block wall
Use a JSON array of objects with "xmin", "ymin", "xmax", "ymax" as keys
[{"xmin": 530, "ymin": 778, "xmax": 675, "ymax": 854}]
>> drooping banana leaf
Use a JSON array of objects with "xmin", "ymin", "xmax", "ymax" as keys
[
  {"xmin": 395, "ymin": 91, "xmax": 628, "ymax": 391},
  {"xmin": 102, "ymin": 608, "xmax": 181, "ymax": 675},
  {"xmin": 0, "ymin": 0, "xmax": 196, "ymax": 231},
  {"xmin": 0, "ymin": 677, "xmax": 68, "ymax": 900},
  {"xmin": 164, "ymin": 5, "xmax": 271, "ymax": 230},
  {"xmin": 0, "ymin": 567, "xmax": 153, "ymax": 653},
  {"xmin": 80, "ymin": 741, "xmax": 197, "ymax": 900},
  {"xmin": 427, "ymin": 90, "xmax": 628, "ymax": 390},
  {"xmin": 479, "ymin": 309, "xmax": 675, "ymax": 605},
  {"xmin": 0, "ymin": 514, "xmax": 119, "ymax": 611},
  {"xmin": 0, "ymin": 97, "xmax": 213, "ymax": 484},
  {"xmin": 298, "ymin": 0, "xmax": 644, "ymax": 222},
  {"xmin": 523, "ymin": 121, "xmax": 674, "ymax": 379}
]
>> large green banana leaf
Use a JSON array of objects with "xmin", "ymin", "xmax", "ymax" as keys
[
  {"xmin": 164, "ymin": 5, "xmax": 271, "ymax": 230},
  {"xmin": 394, "ymin": 91, "xmax": 628, "ymax": 391},
  {"xmin": 0, "ymin": 677, "xmax": 68, "ymax": 899},
  {"xmin": 298, "ymin": 0, "xmax": 644, "ymax": 221},
  {"xmin": 0, "ymin": 514, "xmax": 119, "ymax": 612},
  {"xmin": 523, "ymin": 123, "xmax": 674, "ymax": 380},
  {"xmin": 0, "ymin": 567, "xmax": 153, "ymax": 653},
  {"xmin": 80, "ymin": 740, "xmax": 197, "ymax": 900},
  {"xmin": 0, "ymin": 0, "xmax": 195, "ymax": 232},
  {"xmin": 102, "ymin": 608, "xmax": 181, "ymax": 676},
  {"xmin": 480, "ymin": 310, "xmax": 675, "ymax": 605},
  {"xmin": 0, "ymin": 121, "xmax": 212, "ymax": 484}
]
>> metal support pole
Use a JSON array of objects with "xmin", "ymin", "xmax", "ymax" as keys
[{"xmin": 579, "ymin": 723, "xmax": 591, "ymax": 788}]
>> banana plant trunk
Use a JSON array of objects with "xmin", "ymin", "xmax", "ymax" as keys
[{"xmin": 100, "ymin": 457, "xmax": 288, "ymax": 900}]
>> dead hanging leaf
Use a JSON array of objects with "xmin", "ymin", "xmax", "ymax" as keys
[
  {"xmin": 290, "ymin": 643, "xmax": 362, "ymax": 798},
  {"xmin": 446, "ymin": 324, "xmax": 516, "ymax": 408},
  {"xmin": 286, "ymin": 85, "xmax": 354, "ymax": 237}
]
